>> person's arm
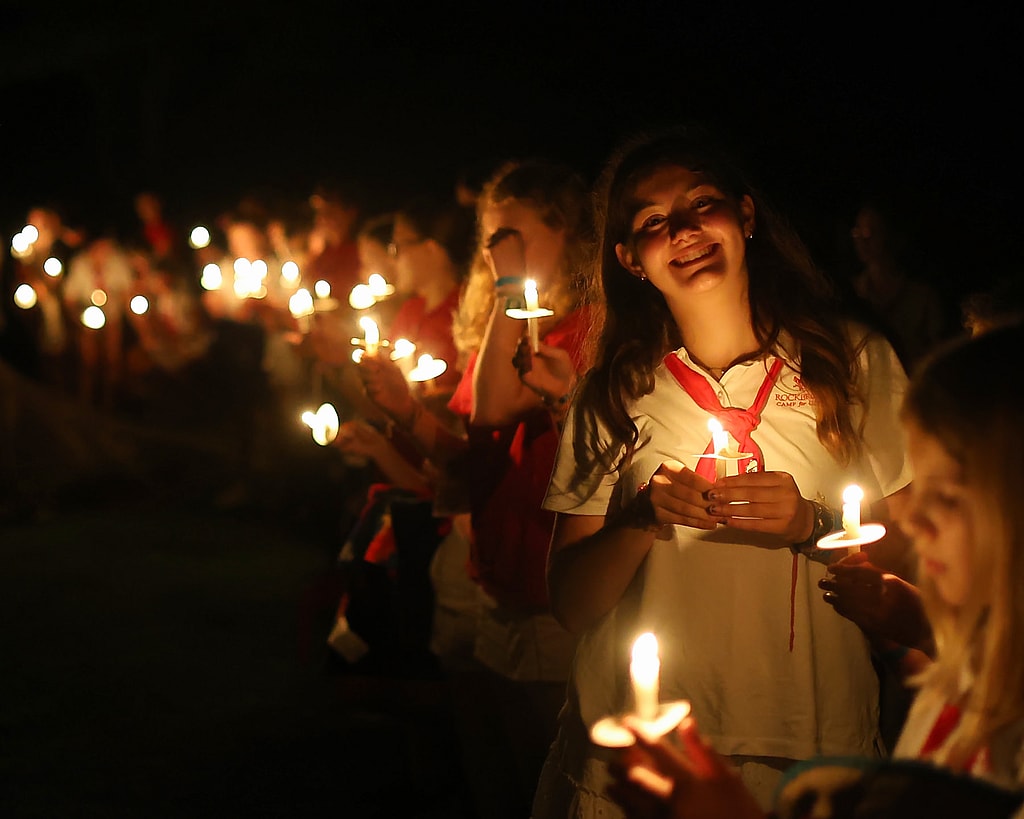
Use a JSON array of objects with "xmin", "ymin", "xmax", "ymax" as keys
[
  {"xmin": 472, "ymin": 279, "xmax": 545, "ymax": 426},
  {"xmin": 818, "ymin": 549, "xmax": 935, "ymax": 658},
  {"xmin": 358, "ymin": 353, "xmax": 468, "ymax": 466},
  {"xmin": 333, "ymin": 419, "xmax": 432, "ymax": 494},
  {"xmin": 512, "ymin": 335, "xmax": 577, "ymax": 427},
  {"xmin": 547, "ymin": 460, "xmax": 719, "ymax": 634}
]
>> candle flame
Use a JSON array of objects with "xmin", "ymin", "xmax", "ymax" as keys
[
  {"xmin": 842, "ymin": 485, "xmax": 864, "ymax": 504},
  {"xmin": 632, "ymin": 632, "xmax": 658, "ymax": 665}
]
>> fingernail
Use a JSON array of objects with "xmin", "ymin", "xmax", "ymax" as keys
[
  {"xmin": 707, "ymin": 505, "xmax": 718, "ymax": 515},
  {"xmin": 706, "ymin": 491, "xmax": 719, "ymax": 501}
]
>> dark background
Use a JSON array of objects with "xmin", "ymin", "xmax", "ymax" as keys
[{"xmin": 2, "ymin": 3, "xmax": 1022, "ymax": 303}]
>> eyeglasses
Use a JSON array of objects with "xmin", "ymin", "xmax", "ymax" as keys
[{"xmin": 387, "ymin": 236, "xmax": 427, "ymax": 257}]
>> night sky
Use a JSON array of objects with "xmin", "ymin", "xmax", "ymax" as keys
[{"xmin": 3, "ymin": 3, "xmax": 1021, "ymax": 302}]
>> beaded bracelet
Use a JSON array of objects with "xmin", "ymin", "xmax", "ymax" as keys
[{"xmin": 495, "ymin": 275, "xmax": 525, "ymax": 289}]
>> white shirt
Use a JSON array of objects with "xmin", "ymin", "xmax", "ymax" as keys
[{"xmin": 544, "ymin": 322, "xmax": 912, "ymax": 762}]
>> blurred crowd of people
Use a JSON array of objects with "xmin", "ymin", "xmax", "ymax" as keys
[{"xmin": 2, "ymin": 128, "xmax": 1024, "ymax": 819}]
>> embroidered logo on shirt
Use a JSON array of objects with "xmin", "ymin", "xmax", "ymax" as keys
[{"xmin": 774, "ymin": 374, "xmax": 817, "ymax": 408}]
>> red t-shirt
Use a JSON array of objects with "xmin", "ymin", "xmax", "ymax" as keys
[
  {"xmin": 388, "ymin": 287, "xmax": 462, "ymax": 394},
  {"xmin": 447, "ymin": 306, "xmax": 591, "ymax": 610},
  {"xmin": 306, "ymin": 240, "xmax": 361, "ymax": 298}
]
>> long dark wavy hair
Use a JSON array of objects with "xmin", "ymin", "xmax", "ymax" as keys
[{"xmin": 573, "ymin": 125, "xmax": 864, "ymax": 478}]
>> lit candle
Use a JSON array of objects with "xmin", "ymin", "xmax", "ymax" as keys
[
  {"xmin": 13, "ymin": 283, "xmax": 37, "ymax": 309},
  {"xmin": 390, "ymin": 338, "xmax": 417, "ymax": 378},
  {"xmin": 408, "ymin": 353, "xmax": 448, "ymax": 383},
  {"xmin": 359, "ymin": 316, "xmax": 380, "ymax": 356},
  {"xmin": 288, "ymin": 287, "xmax": 315, "ymax": 333},
  {"xmin": 367, "ymin": 273, "xmax": 395, "ymax": 298},
  {"xmin": 189, "ymin": 225, "xmax": 211, "ymax": 249},
  {"xmin": 43, "ymin": 257, "xmax": 63, "ymax": 277},
  {"xmin": 524, "ymin": 278, "xmax": 540, "ymax": 352},
  {"xmin": 81, "ymin": 305, "xmax": 106, "ymax": 329},
  {"xmin": 301, "ymin": 402, "xmax": 339, "ymax": 446},
  {"xmin": 349, "ymin": 283, "xmax": 376, "ymax": 310},
  {"xmin": 707, "ymin": 417, "xmax": 728, "ymax": 455},
  {"xmin": 707, "ymin": 417, "xmax": 728, "ymax": 479},
  {"xmin": 630, "ymin": 632, "xmax": 661, "ymax": 722},
  {"xmin": 842, "ymin": 484, "xmax": 864, "ymax": 538},
  {"xmin": 280, "ymin": 260, "xmax": 300, "ymax": 288},
  {"xmin": 524, "ymin": 278, "xmax": 539, "ymax": 311}
]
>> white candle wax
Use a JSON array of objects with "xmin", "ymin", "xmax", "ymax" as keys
[
  {"xmin": 842, "ymin": 484, "xmax": 864, "ymax": 538},
  {"xmin": 708, "ymin": 418, "xmax": 728, "ymax": 455},
  {"xmin": 524, "ymin": 279, "xmax": 540, "ymax": 351},
  {"xmin": 359, "ymin": 316, "xmax": 380, "ymax": 356},
  {"xmin": 707, "ymin": 418, "xmax": 728, "ymax": 478},
  {"xmin": 630, "ymin": 632, "xmax": 660, "ymax": 721},
  {"xmin": 524, "ymin": 278, "xmax": 539, "ymax": 311}
]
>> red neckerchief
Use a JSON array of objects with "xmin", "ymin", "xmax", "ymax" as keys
[
  {"xmin": 663, "ymin": 354, "xmax": 784, "ymax": 480},
  {"xmin": 920, "ymin": 702, "xmax": 986, "ymax": 772},
  {"xmin": 665, "ymin": 353, "xmax": 805, "ymax": 650}
]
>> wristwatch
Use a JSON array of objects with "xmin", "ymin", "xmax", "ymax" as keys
[{"xmin": 791, "ymin": 499, "xmax": 838, "ymax": 555}]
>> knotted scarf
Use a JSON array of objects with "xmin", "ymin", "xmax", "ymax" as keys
[{"xmin": 664, "ymin": 354, "xmax": 784, "ymax": 479}]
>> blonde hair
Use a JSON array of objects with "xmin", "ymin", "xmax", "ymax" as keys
[
  {"xmin": 903, "ymin": 322, "xmax": 1024, "ymax": 767},
  {"xmin": 450, "ymin": 158, "xmax": 594, "ymax": 364}
]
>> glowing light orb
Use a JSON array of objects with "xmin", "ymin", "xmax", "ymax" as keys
[
  {"xmin": 390, "ymin": 338, "xmax": 416, "ymax": 360},
  {"xmin": 90, "ymin": 289, "xmax": 108, "ymax": 306},
  {"xmin": 14, "ymin": 283, "xmax": 37, "ymax": 309},
  {"xmin": 11, "ymin": 233, "xmax": 31, "ymax": 255},
  {"xmin": 301, "ymin": 402, "xmax": 340, "ymax": 446},
  {"xmin": 82, "ymin": 305, "xmax": 106, "ymax": 329},
  {"xmin": 281, "ymin": 260, "xmax": 300, "ymax": 284},
  {"xmin": 130, "ymin": 295, "xmax": 150, "ymax": 315},
  {"xmin": 367, "ymin": 273, "xmax": 395, "ymax": 297},
  {"xmin": 200, "ymin": 263, "xmax": 223, "ymax": 290},
  {"xmin": 288, "ymin": 287, "xmax": 314, "ymax": 318},
  {"xmin": 348, "ymin": 283, "xmax": 376, "ymax": 310},
  {"xmin": 43, "ymin": 257, "xmax": 62, "ymax": 277},
  {"xmin": 314, "ymin": 279, "xmax": 331, "ymax": 299},
  {"xmin": 189, "ymin": 226, "xmax": 211, "ymax": 249},
  {"xmin": 408, "ymin": 353, "xmax": 447, "ymax": 382},
  {"xmin": 21, "ymin": 225, "xmax": 39, "ymax": 243}
]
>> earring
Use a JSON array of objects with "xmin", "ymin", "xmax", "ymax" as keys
[
  {"xmin": 639, "ymin": 273, "xmax": 647, "ymax": 281},
  {"xmin": 746, "ymin": 232, "xmax": 754, "ymax": 240}
]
